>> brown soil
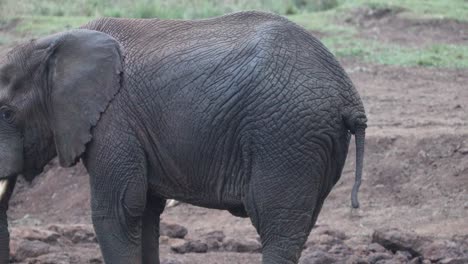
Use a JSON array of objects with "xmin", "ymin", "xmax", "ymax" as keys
[{"xmin": 2, "ymin": 10, "xmax": 468, "ymax": 264}]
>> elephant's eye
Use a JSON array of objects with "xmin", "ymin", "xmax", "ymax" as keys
[{"xmin": 0, "ymin": 107, "xmax": 14, "ymax": 123}]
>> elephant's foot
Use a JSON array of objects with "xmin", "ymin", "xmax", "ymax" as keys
[
  {"xmin": 262, "ymin": 246, "xmax": 300, "ymax": 264},
  {"xmin": 92, "ymin": 216, "xmax": 144, "ymax": 264}
]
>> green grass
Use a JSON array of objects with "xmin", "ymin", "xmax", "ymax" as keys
[
  {"xmin": 1, "ymin": 0, "xmax": 466, "ymax": 21},
  {"xmin": 321, "ymin": 36, "xmax": 468, "ymax": 68},
  {"xmin": 339, "ymin": 0, "xmax": 468, "ymax": 21},
  {"xmin": 288, "ymin": 0, "xmax": 468, "ymax": 68},
  {"xmin": 289, "ymin": 11, "xmax": 356, "ymax": 34},
  {"xmin": 0, "ymin": 0, "xmax": 340, "ymax": 19},
  {"xmin": 373, "ymin": 44, "xmax": 468, "ymax": 68},
  {"xmin": 0, "ymin": 0, "xmax": 467, "ymax": 68},
  {"xmin": 0, "ymin": 35, "xmax": 14, "ymax": 46},
  {"xmin": 14, "ymin": 16, "xmax": 91, "ymax": 37}
]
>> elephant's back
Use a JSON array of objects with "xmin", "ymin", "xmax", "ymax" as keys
[
  {"xmin": 81, "ymin": 11, "xmax": 290, "ymax": 53},
  {"xmin": 87, "ymin": 14, "xmax": 361, "ymax": 122},
  {"xmin": 83, "ymin": 12, "xmax": 361, "ymax": 135}
]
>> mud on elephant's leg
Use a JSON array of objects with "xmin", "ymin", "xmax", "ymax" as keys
[{"xmin": 142, "ymin": 194, "xmax": 166, "ymax": 264}]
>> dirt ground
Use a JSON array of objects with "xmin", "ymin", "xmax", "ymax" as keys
[{"xmin": 2, "ymin": 9, "xmax": 468, "ymax": 264}]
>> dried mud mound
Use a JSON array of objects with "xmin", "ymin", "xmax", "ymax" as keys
[{"xmin": 344, "ymin": 7, "xmax": 468, "ymax": 47}]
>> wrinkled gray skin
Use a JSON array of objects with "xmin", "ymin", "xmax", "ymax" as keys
[{"xmin": 0, "ymin": 11, "xmax": 367, "ymax": 264}]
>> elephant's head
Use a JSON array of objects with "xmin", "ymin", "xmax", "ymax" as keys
[{"xmin": 0, "ymin": 29, "xmax": 123, "ymax": 262}]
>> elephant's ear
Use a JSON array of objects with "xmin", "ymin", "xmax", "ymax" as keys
[{"xmin": 40, "ymin": 29, "xmax": 123, "ymax": 167}]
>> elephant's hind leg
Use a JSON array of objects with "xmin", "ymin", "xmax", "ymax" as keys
[{"xmin": 244, "ymin": 151, "xmax": 327, "ymax": 264}]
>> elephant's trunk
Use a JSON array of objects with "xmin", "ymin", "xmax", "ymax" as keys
[
  {"xmin": 351, "ymin": 126, "xmax": 366, "ymax": 208},
  {"xmin": 0, "ymin": 177, "xmax": 16, "ymax": 263}
]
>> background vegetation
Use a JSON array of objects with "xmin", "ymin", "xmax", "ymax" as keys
[{"xmin": 0, "ymin": 0, "xmax": 467, "ymax": 68}]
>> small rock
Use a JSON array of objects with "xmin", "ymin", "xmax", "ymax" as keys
[
  {"xmin": 367, "ymin": 252, "xmax": 393, "ymax": 264},
  {"xmin": 89, "ymin": 257, "xmax": 104, "ymax": 264},
  {"xmin": 300, "ymin": 250, "xmax": 337, "ymax": 264},
  {"xmin": 372, "ymin": 228, "xmax": 428, "ymax": 257},
  {"xmin": 13, "ymin": 240, "xmax": 51, "ymax": 261},
  {"xmin": 160, "ymin": 222, "xmax": 188, "ymax": 239},
  {"xmin": 11, "ymin": 228, "xmax": 60, "ymax": 243},
  {"xmin": 308, "ymin": 233, "xmax": 341, "ymax": 251},
  {"xmin": 170, "ymin": 239, "xmax": 190, "ymax": 254},
  {"xmin": 375, "ymin": 259, "xmax": 404, "ymax": 264},
  {"xmin": 169, "ymin": 239, "xmax": 208, "ymax": 254},
  {"xmin": 352, "ymin": 244, "xmax": 371, "ymax": 256},
  {"xmin": 395, "ymin": 250, "xmax": 412, "ymax": 260},
  {"xmin": 421, "ymin": 240, "xmax": 464, "ymax": 261},
  {"xmin": 408, "ymin": 257, "xmax": 423, "ymax": 264},
  {"xmin": 368, "ymin": 243, "xmax": 388, "ymax": 253},
  {"xmin": 48, "ymin": 224, "xmax": 97, "ymax": 243},
  {"xmin": 159, "ymin": 235, "xmax": 170, "ymax": 245},
  {"xmin": 188, "ymin": 240, "xmax": 208, "ymax": 253},
  {"xmin": 161, "ymin": 258, "xmax": 183, "ymax": 264},
  {"xmin": 451, "ymin": 234, "xmax": 468, "ymax": 252},
  {"xmin": 203, "ymin": 230, "xmax": 225, "ymax": 242},
  {"xmin": 329, "ymin": 244, "xmax": 352, "ymax": 257},
  {"xmin": 439, "ymin": 258, "xmax": 468, "ymax": 264},
  {"xmin": 8, "ymin": 239, "xmax": 17, "ymax": 258},
  {"xmin": 346, "ymin": 236, "xmax": 371, "ymax": 251},
  {"xmin": 223, "ymin": 238, "xmax": 261, "ymax": 253},
  {"xmin": 202, "ymin": 230, "xmax": 225, "ymax": 251},
  {"xmin": 459, "ymin": 148, "xmax": 468, "ymax": 155},
  {"xmin": 320, "ymin": 229, "xmax": 347, "ymax": 240},
  {"xmin": 317, "ymin": 234, "xmax": 337, "ymax": 245},
  {"xmin": 28, "ymin": 253, "xmax": 72, "ymax": 264},
  {"xmin": 346, "ymin": 255, "xmax": 369, "ymax": 264}
]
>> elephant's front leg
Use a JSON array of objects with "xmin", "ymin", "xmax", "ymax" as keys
[
  {"xmin": 142, "ymin": 194, "xmax": 166, "ymax": 264},
  {"xmin": 85, "ymin": 143, "xmax": 149, "ymax": 263},
  {"xmin": 90, "ymin": 173, "xmax": 148, "ymax": 264}
]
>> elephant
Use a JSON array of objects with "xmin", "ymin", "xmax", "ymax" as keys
[{"xmin": 0, "ymin": 11, "xmax": 366, "ymax": 264}]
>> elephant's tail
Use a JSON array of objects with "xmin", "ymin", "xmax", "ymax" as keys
[{"xmin": 344, "ymin": 112, "xmax": 367, "ymax": 208}]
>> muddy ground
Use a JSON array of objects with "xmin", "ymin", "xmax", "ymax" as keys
[{"xmin": 2, "ymin": 8, "xmax": 468, "ymax": 264}]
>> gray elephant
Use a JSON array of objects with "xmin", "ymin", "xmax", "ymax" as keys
[{"xmin": 0, "ymin": 11, "xmax": 366, "ymax": 264}]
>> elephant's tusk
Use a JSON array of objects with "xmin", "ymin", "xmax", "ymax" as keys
[
  {"xmin": 166, "ymin": 199, "xmax": 180, "ymax": 208},
  {"xmin": 0, "ymin": 180, "xmax": 8, "ymax": 200}
]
